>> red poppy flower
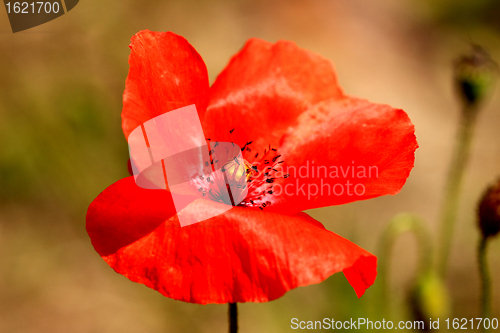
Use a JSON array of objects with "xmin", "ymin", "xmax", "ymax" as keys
[{"xmin": 86, "ymin": 30, "xmax": 418, "ymax": 304}]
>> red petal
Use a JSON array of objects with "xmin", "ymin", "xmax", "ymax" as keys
[
  {"xmin": 86, "ymin": 177, "xmax": 192, "ymax": 256},
  {"xmin": 266, "ymin": 97, "xmax": 418, "ymax": 214},
  {"xmin": 122, "ymin": 30, "xmax": 209, "ymax": 139},
  {"xmin": 86, "ymin": 181, "xmax": 377, "ymax": 304},
  {"xmin": 203, "ymin": 38, "xmax": 344, "ymax": 156}
]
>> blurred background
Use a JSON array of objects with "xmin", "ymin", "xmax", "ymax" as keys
[{"xmin": 1, "ymin": 0, "xmax": 500, "ymax": 332}]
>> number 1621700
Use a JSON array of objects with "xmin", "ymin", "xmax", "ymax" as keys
[
  {"xmin": 445, "ymin": 318, "xmax": 498, "ymax": 330},
  {"xmin": 5, "ymin": 2, "xmax": 60, "ymax": 14}
]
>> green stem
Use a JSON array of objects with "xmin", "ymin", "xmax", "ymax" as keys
[
  {"xmin": 478, "ymin": 236, "xmax": 491, "ymax": 332},
  {"xmin": 436, "ymin": 106, "xmax": 478, "ymax": 277},
  {"xmin": 377, "ymin": 214, "xmax": 432, "ymax": 315},
  {"xmin": 228, "ymin": 303, "xmax": 238, "ymax": 333}
]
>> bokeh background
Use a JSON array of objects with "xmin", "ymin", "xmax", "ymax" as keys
[{"xmin": 1, "ymin": 0, "xmax": 500, "ymax": 332}]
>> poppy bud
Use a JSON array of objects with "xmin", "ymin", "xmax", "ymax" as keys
[
  {"xmin": 454, "ymin": 45, "xmax": 497, "ymax": 109},
  {"xmin": 478, "ymin": 179, "xmax": 500, "ymax": 239},
  {"xmin": 408, "ymin": 272, "xmax": 450, "ymax": 331}
]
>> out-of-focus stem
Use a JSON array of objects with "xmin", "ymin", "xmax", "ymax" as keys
[
  {"xmin": 228, "ymin": 303, "xmax": 238, "ymax": 333},
  {"xmin": 378, "ymin": 214, "xmax": 432, "ymax": 314},
  {"xmin": 436, "ymin": 105, "xmax": 478, "ymax": 277},
  {"xmin": 478, "ymin": 236, "xmax": 491, "ymax": 332}
]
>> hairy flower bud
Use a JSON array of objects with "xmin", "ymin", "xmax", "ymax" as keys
[
  {"xmin": 408, "ymin": 272, "xmax": 450, "ymax": 331},
  {"xmin": 454, "ymin": 45, "xmax": 497, "ymax": 109},
  {"xmin": 478, "ymin": 179, "xmax": 500, "ymax": 239}
]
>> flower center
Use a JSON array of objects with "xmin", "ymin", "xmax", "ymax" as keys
[{"xmin": 193, "ymin": 140, "xmax": 288, "ymax": 210}]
